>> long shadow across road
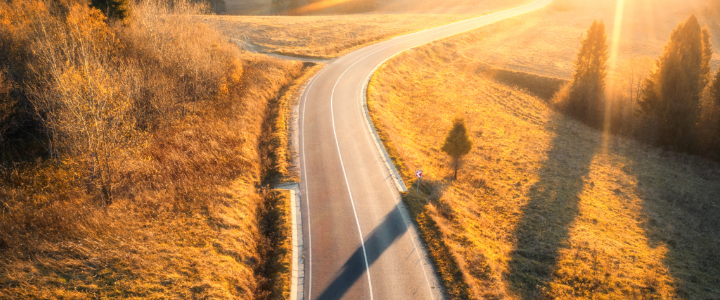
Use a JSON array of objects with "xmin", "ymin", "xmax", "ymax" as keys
[{"xmin": 316, "ymin": 205, "xmax": 409, "ymax": 300}]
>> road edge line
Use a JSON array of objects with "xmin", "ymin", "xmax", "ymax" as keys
[{"xmin": 360, "ymin": 55, "xmax": 408, "ymax": 192}]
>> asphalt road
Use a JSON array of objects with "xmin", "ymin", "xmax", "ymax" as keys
[{"xmin": 298, "ymin": 1, "xmax": 552, "ymax": 299}]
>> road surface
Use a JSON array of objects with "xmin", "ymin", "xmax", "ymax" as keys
[{"xmin": 299, "ymin": 1, "xmax": 552, "ymax": 299}]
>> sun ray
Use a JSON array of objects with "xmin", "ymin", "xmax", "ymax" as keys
[{"xmin": 602, "ymin": 0, "xmax": 626, "ymax": 153}]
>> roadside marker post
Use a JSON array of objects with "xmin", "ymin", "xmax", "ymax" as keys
[{"xmin": 415, "ymin": 170, "xmax": 423, "ymax": 194}]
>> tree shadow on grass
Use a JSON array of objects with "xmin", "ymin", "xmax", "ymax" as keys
[
  {"xmin": 506, "ymin": 122, "xmax": 599, "ymax": 299},
  {"xmin": 621, "ymin": 147, "xmax": 720, "ymax": 298}
]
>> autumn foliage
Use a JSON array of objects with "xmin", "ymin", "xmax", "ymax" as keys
[{"xmin": 0, "ymin": 0, "xmax": 303, "ymax": 297}]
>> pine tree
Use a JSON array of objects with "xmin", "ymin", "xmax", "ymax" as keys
[
  {"xmin": 441, "ymin": 117, "xmax": 473, "ymax": 180},
  {"xmin": 711, "ymin": 69, "xmax": 720, "ymax": 106},
  {"xmin": 90, "ymin": 0, "xmax": 130, "ymax": 20},
  {"xmin": 638, "ymin": 15, "xmax": 712, "ymax": 151},
  {"xmin": 567, "ymin": 20, "xmax": 609, "ymax": 126},
  {"xmin": 708, "ymin": 69, "xmax": 720, "ymax": 153}
]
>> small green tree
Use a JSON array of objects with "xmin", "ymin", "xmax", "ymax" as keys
[
  {"xmin": 567, "ymin": 20, "xmax": 609, "ymax": 126},
  {"xmin": 638, "ymin": 15, "xmax": 712, "ymax": 151},
  {"xmin": 441, "ymin": 117, "xmax": 473, "ymax": 180}
]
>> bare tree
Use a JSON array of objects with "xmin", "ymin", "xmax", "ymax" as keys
[{"xmin": 27, "ymin": 4, "xmax": 143, "ymax": 203}]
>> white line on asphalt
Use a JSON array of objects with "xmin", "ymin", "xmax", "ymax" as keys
[
  {"xmin": 331, "ymin": 66, "xmax": 376, "ymax": 300},
  {"xmin": 302, "ymin": 2, "xmax": 551, "ymax": 299},
  {"xmin": 355, "ymin": 73, "xmax": 438, "ymax": 299},
  {"xmin": 301, "ymin": 67, "xmax": 328, "ymax": 300}
]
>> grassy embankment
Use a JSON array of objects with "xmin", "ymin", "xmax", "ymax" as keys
[
  {"xmin": 367, "ymin": 9, "xmax": 720, "ymax": 300},
  {"xmin": 0, "ymin": 0, "xmax": 309, "ymax": 298},
  {"xmin": 203, "ymin": 0, "xmax": 532, "ymax": 58}
]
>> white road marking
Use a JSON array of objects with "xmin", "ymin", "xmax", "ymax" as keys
[
  {"xmin": 331, "ymin": 65, "xmax": 376, "ymax": 300},
  {"xmin": 301, "ymin": 1, "xmax": 552, "ymax": 299},
  {"xmin": 355, "ymin": 72, "xmax": 438, "ymax": 299},
  {"xmin": 301, "ymin": 66, "xmax": 330, "ymax": 300}
]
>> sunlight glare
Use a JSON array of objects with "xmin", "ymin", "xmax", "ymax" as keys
[
  {"xmin": 288, "ymin": 0, "xmax": 355, "ymax": 15},
  {"xmin": 603, "ymin": 0, "xmax": 626, "ymax": 152}
]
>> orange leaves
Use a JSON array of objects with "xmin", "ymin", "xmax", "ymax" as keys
[{"xmin": 65, "ymin": 3, "xmax": 117, "ymax": 53}]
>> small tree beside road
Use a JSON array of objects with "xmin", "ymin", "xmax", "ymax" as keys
[{"xmin": 441, "ymin": 117, "xmax": 473, "ymax": 180}]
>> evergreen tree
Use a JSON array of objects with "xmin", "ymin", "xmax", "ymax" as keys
[
  {"xmin": 711, "ymin": 68, "xmax": 720, "ymax": 106},
  {"xmin": 90, "ymin": 0, "xmax": 130, "ymax": 20},
  {"xmin": 638, "ymin": 15, "xmax": 712, "ymax": 151},
  {"xmin": 708, "ymin": 68, "xmax": 720, "ymax": 153},
  {"xmin": 567, "ymin": 20, "xmax": 609, "ymax": 126},
  {"xmin": 441, "ymin": 117, "xmax": 473, "ymax": 180}
]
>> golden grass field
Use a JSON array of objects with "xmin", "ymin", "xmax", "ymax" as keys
[
  {"xmin": 202, "ymin": 0, "xmax": 531, "ymax": 58},
  {"xmin": 447, "ymin": 0, "xmax": 720, "ymax": 79},
  {"xmin": 368, "ymin": 34, "xmax": 720, "ymax": 300}
]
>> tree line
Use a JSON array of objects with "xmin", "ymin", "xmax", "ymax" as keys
[{"xmin": 555, "ymin": 15, "xmax": 720, "ymax": 158}]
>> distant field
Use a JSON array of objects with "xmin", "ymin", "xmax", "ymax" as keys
[
  {"xmin": 202, "ymin": 0, "xmax": 531, "ymax": 58},
  {"xmin": 368, "ymin": 27, "xmax": 720, "ymax": 300},
  {"xmin": 223, "ymin": 0, "xmax": 531, "ymax": 15},
  {"xmin": 448, "ymin": 0, "xmax": 720, "ymax": 79},
  {"xmin": 201, "ymin": 14, "xmax": 466, "ymax": 58}
]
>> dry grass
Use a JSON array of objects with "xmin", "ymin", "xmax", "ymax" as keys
[
  {"xmin": 368, "ymin": 41, "xmax": 720, "ymax": 299},
  {"xmin": 256, "ymin": 189, "xmax": 294, "ymax": 300},
  {"xmin": 442, "ymin": 0, "xmax": 720, "ymax": 79},
  {"xmin": 270, "ymin": 62, "xmax": 325, "ymax": 184},
  {"xmin": 201, "ymin": 0, "xmax": 530, "ymax": 58},
  {"xmin": 202, "ymin": 14, "xmax": 468, "ymax": 58},
  {"xmin": 0, "ymin": 0, "xmax": 306, "ymax": 298}
]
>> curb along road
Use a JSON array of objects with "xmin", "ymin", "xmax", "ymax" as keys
[{"xmin": 275, "ymin": 183, "xmax": 303, "ymax": 300}]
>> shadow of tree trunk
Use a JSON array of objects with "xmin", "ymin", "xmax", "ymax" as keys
[{"xmin": 506, "ymin": 122, "xmax": 599, "ymax": 299}]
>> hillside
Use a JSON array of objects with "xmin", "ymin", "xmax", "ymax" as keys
[
  {"xmin": 442, "ymin": 0, "xmax": 720, "ymax": 79},
  {"xmin": 367, "ymin": 38, "xmax": 720, "ymax": 299},
  {"xmin": 0, "ymin": 0, "xmax": 301, "ymax": 298}
]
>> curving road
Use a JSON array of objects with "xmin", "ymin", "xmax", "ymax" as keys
[{"xmin": 298, "ymin": 1, "xmax": 552, "ymax": 299}]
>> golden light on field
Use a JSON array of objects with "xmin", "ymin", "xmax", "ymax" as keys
[{"xmin": 288, "ymin": 0, "xmax": 354, "ymax": 15}]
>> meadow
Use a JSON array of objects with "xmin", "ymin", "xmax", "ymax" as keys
[
  {"xmin": 367, "ymin": 13, "xmax": 720, "ymax": 300},
  {"xmin": 448, "ymin": 0, "xmax": 720, "ymax": 79}
]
